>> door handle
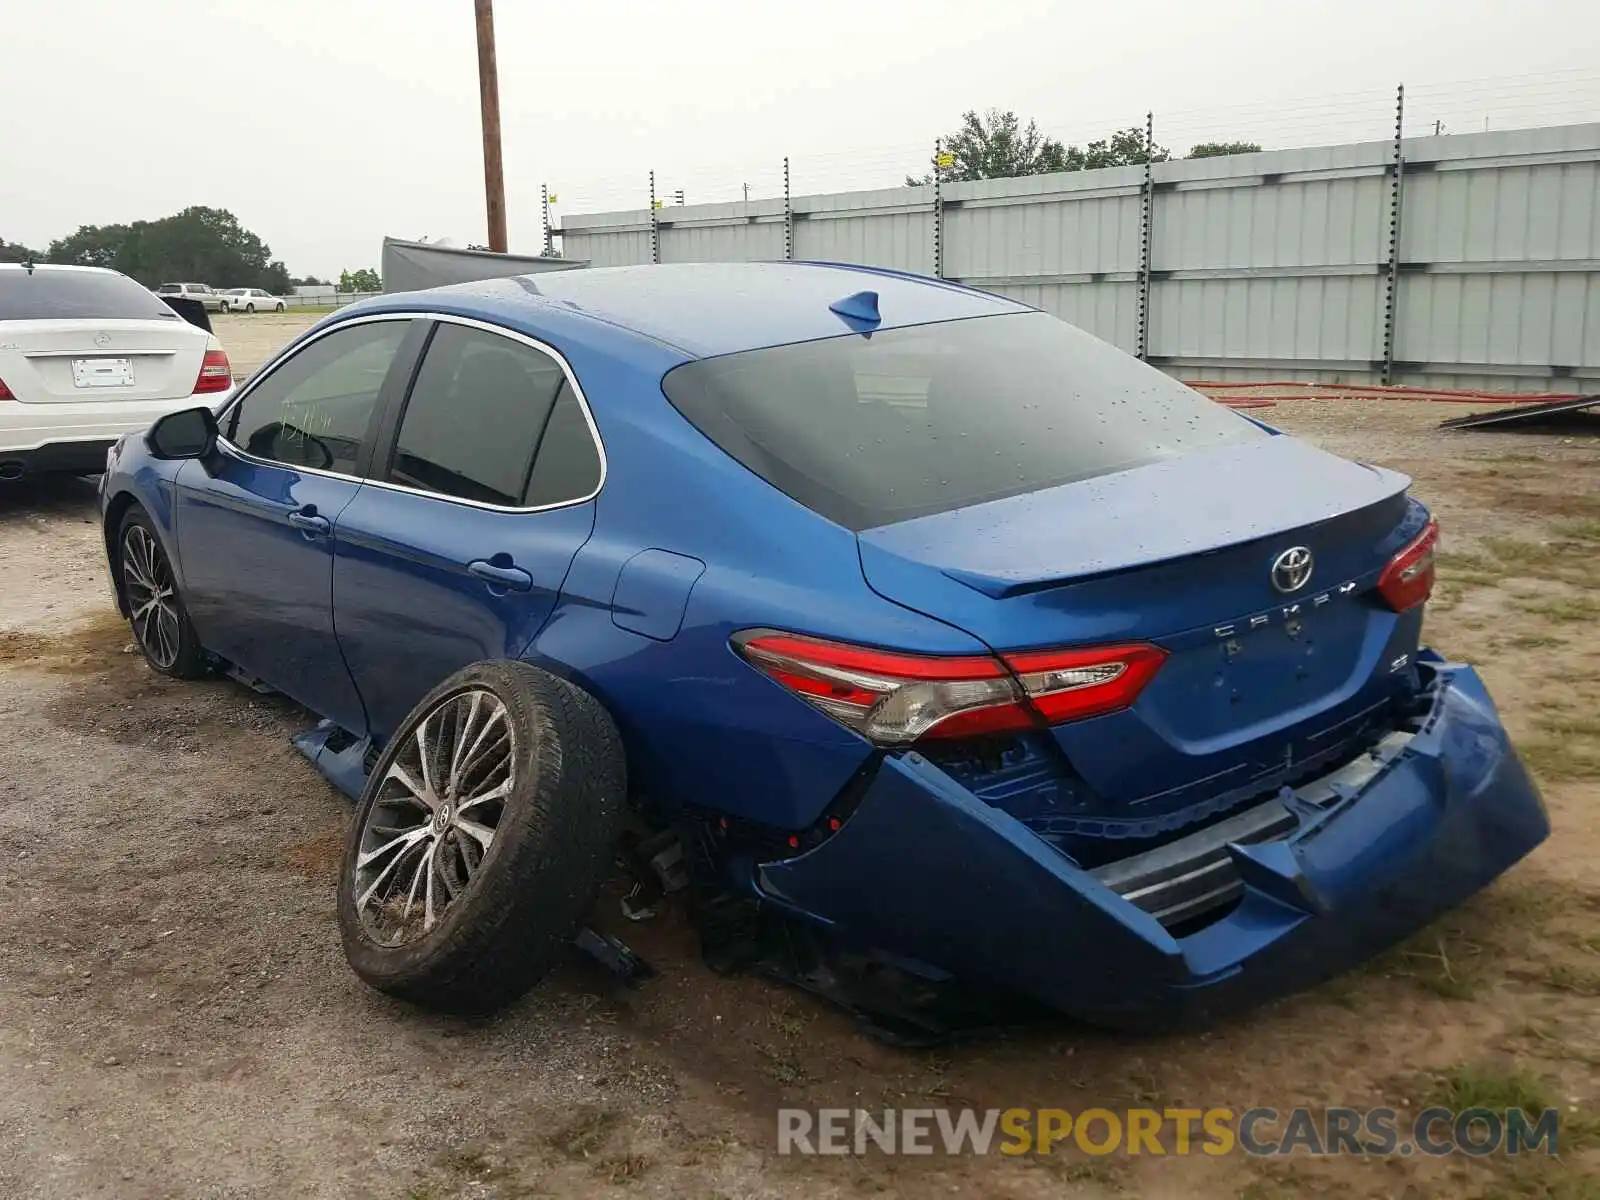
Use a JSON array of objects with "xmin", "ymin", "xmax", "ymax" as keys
[
  {"xmin": 468, "ymin": 559, "xmax": 534, "ymax": 592},
  {"xmin": 287, "ymin": 508, "xmax": 331, "ymax": 536}
]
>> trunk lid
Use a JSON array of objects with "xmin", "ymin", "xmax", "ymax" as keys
[
  {"xmin": 857, "ymin": 435, "xmax": 1426, "ymax": 812},
  {"xmin": 0, "ymin": 318, "xmax": 209, "ymax": 404}
]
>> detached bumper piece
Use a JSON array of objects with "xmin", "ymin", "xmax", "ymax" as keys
[
  {"xmin": 1092, "ymin": 729, "xmax": 1416, "ymax": 929},
  {"xmin": 755, "ymin": 656, "xmax": 1549, "ymax": 1029}
]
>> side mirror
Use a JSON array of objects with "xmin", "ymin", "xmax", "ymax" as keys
[{"xmin": 147, "ymin": 406, "xmax": 219, "ymax": 460}]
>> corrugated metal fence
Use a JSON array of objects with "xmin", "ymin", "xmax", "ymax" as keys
[{"xmin": 557, "ymin": 124, "xmax": 1600, "ymax": 393}]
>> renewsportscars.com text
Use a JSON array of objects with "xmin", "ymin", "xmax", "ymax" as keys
[{"xmin": 777, "ymin": 1106, "xmax": 1562, "ymax": 1158}]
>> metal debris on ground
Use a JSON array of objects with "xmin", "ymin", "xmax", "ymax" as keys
[{"xmin": 1437, "ymin": 393, "xmax": 1600, "ymax": 431}]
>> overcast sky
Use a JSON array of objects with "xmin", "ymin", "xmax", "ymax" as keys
[{"xmin": 3, "ymin": 0, "xmax": 1598, "ymax": 278}]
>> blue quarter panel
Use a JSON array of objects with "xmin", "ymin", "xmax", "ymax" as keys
[
  {"xmin": 513, "ymin": 327, "xmax": 987, "ymax": 829},
  {"xmin": 611, "ymin": 549, "xmax": 706, "ymax": 641}
]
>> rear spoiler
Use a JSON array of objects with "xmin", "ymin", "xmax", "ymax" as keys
[{"xmin": 163, "ymin": 296, "xmax": 212, "ymax": 333}]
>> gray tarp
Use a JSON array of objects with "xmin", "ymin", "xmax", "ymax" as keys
[{"xmin": 381, "ymin": 237, "xmax": 586, "ymax": 294}]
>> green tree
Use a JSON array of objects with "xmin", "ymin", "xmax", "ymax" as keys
[
  {"xmin": 45, "ymin": 207, "xmax": 293, "ymax": 291},
  {"xmin": 0, "ymin": 238, "xmax": 46, "ymax": 264},
  {"xmin": 908, "ymin": 111, "xmax": 1171, "ymax": 184},
  {"xmin": 339, "ymin": 268, "xmax": 381, "ymax": 293},
  {"xmin": 290, "ymin": 275, "xmax": 328, "ymax": 287},
  {"xmin": 1187, "ymin": 141, "xmax": 1264, "ymax": 159},
  {"xmin": 1074, "ymin": 126, "xmax": 1170, "ymax": 169},
  {"xmin": 45, "ymin": 223, "xmax": 133, "ymax": 270},
  {"xmin": 907, "ymin": 108, "xmax": 1071, "ymax": 184}
]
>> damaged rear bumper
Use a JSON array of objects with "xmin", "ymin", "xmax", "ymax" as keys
[{"xmin": 754, "ymin": 655, "xmax": 1549, "ymax": 1027}]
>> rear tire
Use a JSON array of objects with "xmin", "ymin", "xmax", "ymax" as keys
[
  {"xmin": 337, "ymin": 660, "xmax": 626, "ymax": 1013},
  {"xmin": 245, "ymin": 303, "xmax": 255, "ymax": 314},
  {"xmin": 117, "ymin": 507, "xmax": 209, "ymax": 679}
]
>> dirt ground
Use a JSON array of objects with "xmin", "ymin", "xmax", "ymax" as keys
[
  {"xmin": 1, "ymin": 317, "xmax": 1597, "ymax": 1199},
  {"xmin": 213, "ymin": 311, "xmax": 326, "ymax": 379}
]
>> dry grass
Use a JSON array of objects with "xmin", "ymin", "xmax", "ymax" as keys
[{"xmin": 547, "ymin": 1107, "xmax": 622, "ymax": 1161}]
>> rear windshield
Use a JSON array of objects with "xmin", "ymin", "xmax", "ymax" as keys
[
  {"xmin": 0, "ymin": 270, "xmax": 179, "ymax": 321},
  {"xmin": 661, "ymin": 311, "xmax": 1266, "ymax": 530}
]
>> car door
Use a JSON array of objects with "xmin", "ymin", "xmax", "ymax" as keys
[
  {"xmin": 332, "ymin": 316, "xmax": 604, "ymax": 740},
  {"xmin": 174, "ymin": 315, "xmax": 425, "ymax": 733}
]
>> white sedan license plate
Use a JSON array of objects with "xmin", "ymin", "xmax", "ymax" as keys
[{"xmin": 71, "ymin": 357, "xmax": 135, "ymax": 389}]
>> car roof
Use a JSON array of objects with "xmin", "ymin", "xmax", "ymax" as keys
[
  {"xmin": 367, "ymin": 261, "xmax": 1033, "ymax": 359},
  {"xmin": 0, "ymin": 263, "xmax": 118, "ymax": 275}
]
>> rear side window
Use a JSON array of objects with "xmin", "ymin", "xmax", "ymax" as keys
[
  {"xmin": 388, "ymin": 322, "xmax": 599, "ymax": 508},
  {"xmin": 524, "ymin": 387, "xmax": 603, "ymax": 507},
  {"xmin": 0, "ymin": 269, "xmax": 180, "ymax": 321},
  {"xmin": 661, "ymin": 311, "xmax": 1266, "ymax": 530},
  {"xmin": 225, "ymin": 320, "xmax": 409, "ymax": 474}
]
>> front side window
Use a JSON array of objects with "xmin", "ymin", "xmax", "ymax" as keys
[
  {"xmin": 388, "ymin": 322, "xmax": 599, "ymax": 508},
  {"xmin": 225, "ymin": 320, "xmax": 409, "ymax": 474},
  {"xmin": 661, "ymin": 311, "xmax": 1267, "ymax": 530}
]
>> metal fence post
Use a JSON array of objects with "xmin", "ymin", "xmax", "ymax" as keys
[
  {"xmin": 1382, "ymin": 84, "xmax": 1406, "ymax": 385},
  {"xmin": 932, "ymin": 138, "xmax": 944, "ymax": 279},
  {"xmin": 1136, "ymin": 111, "xmax": 1155, "ymax": 361},
  {"xmin": 649, "ymin": 170, "xmax": 659, "ymax": 264},
  {"xmin": 783, "ymin": 156, "xmax": 792, "ymax": 261},
  {"xmin": 541, "ymin": 183, "xmax": 552, "ymax": 256}
]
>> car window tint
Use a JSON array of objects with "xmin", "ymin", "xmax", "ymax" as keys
[
  {"xmin": 388, "ymin": 323, "xmax": 567, "ymax": 507},
  {"xmin": 661, "ymin": 311, "xmax": 1266, "ymax": 531},
  {"xmin": 0, "ymin": 269, "xmax": 181, "ymax": 321},
  {"xmin": 225, "ymin": 320, "xmax": 408, "ymax": 474},
  {"xmin": 523, "ymin": 384, "xmax": 602, "ymax": 507}
]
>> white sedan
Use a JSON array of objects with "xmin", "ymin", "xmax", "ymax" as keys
[
  {"xmin": 219, "ymin": 287, "xmax": 286, "ymax": 314},
  {"xmin": 0, "ymin": 265, "xmax": 234, "ymax": 481}
]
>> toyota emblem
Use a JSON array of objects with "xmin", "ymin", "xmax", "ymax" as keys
[
  {"xmin": 1270, "ymin": 546, "xmax": 1314, "ymax": 593},
  {"xmin": 94, "ymin": 332, "xmax": 112, "ymax": 348}
]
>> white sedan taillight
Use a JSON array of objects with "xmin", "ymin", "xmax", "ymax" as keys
[{"xmin": 194, "ymin": 348, "xmax": 232, "ymax": 394}]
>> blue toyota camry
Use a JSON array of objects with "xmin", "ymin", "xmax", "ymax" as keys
[{"xmin": 98, "ymin": 262, "xmax": 1548, "ymax": 1034}]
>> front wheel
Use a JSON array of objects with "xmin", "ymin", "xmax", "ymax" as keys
[
  {"xmin": 274, "ymin": 302, "xmax": 286, "ymax": 312},
  {"xmin": 118, "ymin": 508, "xmax": 209, "ymax": 679},
  {"xmin": 337, "ymin": 660, "xmax": 626, "ymax": 1013},
  {"xmin": 245, "ymin": 303, "xmax": 255, "ymax": 314}
]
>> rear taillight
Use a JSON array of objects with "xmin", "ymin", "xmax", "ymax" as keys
[
  {"xmin": 733, "ymin": 631, "xmax": 1166, "ymax": 745},
  {"xmin": 1377, "ymin": 518, "xmax": 1439, "ymax": 611},
  {"xmin": 193, "ymin": 348, "xmax": 232, "ymax": 394},
  {"xmin": 1005, "ymin": 643, "xmax": 1169, "ymax": 725},
  {"xmin": 0, "ymin": 374, "xmax": 13, "ymax": 401}
]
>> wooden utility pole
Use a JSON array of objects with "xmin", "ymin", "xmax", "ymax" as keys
[{"xmin": 474, "ymin": 0, "xmax": 508, "ymax": 252}]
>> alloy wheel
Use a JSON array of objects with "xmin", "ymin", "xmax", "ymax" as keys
[
  {"xmin": 352, "ymin": 689, "xmax": 515, "ymax": 946},
  {"xmin": 121, "ymin": 525, "xmax": 181, "ymax": 670}
]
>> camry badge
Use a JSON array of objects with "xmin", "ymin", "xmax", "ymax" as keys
[{"xmin": 1270, "ymin": 546, "xmax": 1314, "ymax": 594}]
